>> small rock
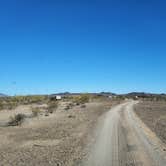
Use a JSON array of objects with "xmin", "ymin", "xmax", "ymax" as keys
[
  {"xmin": 68, "ymin": 115, "xmax": 75, "ymax": 118},
  {"xmin": 80, "ymin": 104, "xmax": 86, "ymax": 108},
  {"xmin": 45, "ymin": 113, "xmax": 49, "ymax": 116}
]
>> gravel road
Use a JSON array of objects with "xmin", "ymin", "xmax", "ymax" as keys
[{"xmin": 83, "ymin": 101, "xmax": 166, "ymax": 166}]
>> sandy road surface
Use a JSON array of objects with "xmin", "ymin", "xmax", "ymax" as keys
[{"xmin": 83, "ymin": 101, "xmax": 166, "ymax": 166}]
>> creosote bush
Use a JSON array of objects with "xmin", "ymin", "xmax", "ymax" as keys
[{"xmin": 8, "ymin": 114, "xmax": 26, "ymax": 126}]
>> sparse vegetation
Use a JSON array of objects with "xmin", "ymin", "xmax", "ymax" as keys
[
  {"xmin": 8, "ymin": 114, "xmax": 26, "ymax": 126},
  {"xmin": 80, "ymin": 104, "xmax": 86, "ymax": 108},
  {"xmin": 68, "ymin": 115, "xmax": 76, "ymax": 118},
  {"xmin": 0, "ymin": 96, "xmax": 118, "ymax": 165},
  {"xmin": 31, "ymin": 107, "xmax": 41, "ymax": 117},
  {"xmin": 134, "ymin": 101, "xmax": 166, "ymax": 143},
  {"xmin": 11, "ymin": 95, "xmax": 48, "ymax": 104},
  {"xmin": 0, "ymin": 95, "xmax": 48, "ymax": 111},
  {"xmin": 73, "ymin": 94, "xmax": 90, "ymax": 105},
  {"xmin": 0, "ymin": 99, "xmax": 18, "ymax": 110},
  {"xmin": 155, "ymin": 116, "xmax": 166, "ymax": 144},
  {"xmin": 64, "ymin": 103, "xmax": 75, "ymax": 110},
  {"xmin": 0, "ymin": 102, "xmax": 3, "ymax": 110},
  {"xmin": 64, "ymin": 105, "xmax": 70, "ymax": 110},
  {"xmin": 47, "ymin": 101, "xmax": 58, "ymax": 113}
]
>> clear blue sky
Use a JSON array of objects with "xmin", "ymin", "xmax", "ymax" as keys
[{"xmin": 0, "ymin": 0, "xmax": 166, "ymax": 95}]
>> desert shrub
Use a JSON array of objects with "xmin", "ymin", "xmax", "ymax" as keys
[
  {"xmin": 68, "ymin": 103, "xmax": 75, "ymax": 108},
  {"xmin": 8, "ymin": 114, "xmax": 26, "ymax": 126},
  {"xmin": 31, "ymin": 107, "xmax": 41, "ymax": 117},
  {"xmin": 0, "ymin": 97, "xmax": 23, "ymax": 110},
  {"xmin": 64, "ymin": 103, "xmax": 74, "ymax": 111},
  {"xmin": 45, "ymin": 111, "xmax": 49, "ymax": 116},
  {"xmin": 65, "ymin": 106, "xmax": 70, "ymax": 110},
  {"xmin": 74, "ymin": 94, "xmax": 90, "ymax": 105},
  {"xmin": 47, "ymin": 101, "xmax": 58, "ymax": 113},
  {"xmin": 68, "ymin": 115, "xmax": 76, "ymax": 118},
  {"xmin": 26, "ymin": 95, "xmax": 47, "ymax": 104},
  {"xmin": 80, "ymin": 104, "xmax": 86, "ymax": 108},
  {"xmin": 6, "ymin": 102, "xmax": 18, "ymax": 110},
  {"xmin": 8, "ymin": 95, "xmax": 48, "ymax": 105},
  {"xmin": 0, "ymin": 100, "xmax": 18, "ymax": 110},
  {"xmin": 0, "ymin": 102, "xmax": 4, "ymax": 110}
]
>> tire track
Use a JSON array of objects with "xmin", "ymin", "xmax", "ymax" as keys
[{"xmin": 83, "ymin": 101, "xmax": 166, "ymax": 166}]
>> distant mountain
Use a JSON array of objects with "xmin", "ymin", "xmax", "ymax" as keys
[
  {"xmin": 125, "ymin": 92, "xmax": 166, "ymax": 98},
  {"xmin": 126, "ymin": 92, "xmax": 149, "ymax": 97},
  {"xmin": 99, "ymin": 92, "xmax": 117, "ymax": 96},
  {"xmin": 51, "ymin": 92, "xmax": 80, "ymax": 97},
  {"xmin": 0, "ymin": 93, "xmax": 7, "ymax": 97},
  {"xmin": 51, "ymin": 92, "xmax": 117, "ymax": 97}
]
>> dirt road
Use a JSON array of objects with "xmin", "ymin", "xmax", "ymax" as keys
[{"xmin": 83, "ymin": 101, "xmax": 166, "ymax": 166}]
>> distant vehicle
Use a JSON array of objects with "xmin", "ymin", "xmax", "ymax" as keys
[
  {"xmin": 56, "ymin": 95, "xmax": 62, "ymax": 100},
  {"xmin": 49, "ymin": 95, "xmax": 62, "ymax": 101}
]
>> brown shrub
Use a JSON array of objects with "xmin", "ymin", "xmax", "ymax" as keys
[
  {"xmin": 47, "ymin": 101, "xmax": 58, "ymax": 113},
  {"xmin": 8, "ymin": 114, "xmax": 26, "ymax": 126}
]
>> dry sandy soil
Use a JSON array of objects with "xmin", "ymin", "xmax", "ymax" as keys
[
  {"xmin": 134, "ymin": 101, "xmax": 166, "ymax": 144},
  {"xmin": 0, "ymin": 100, "xmax": 166, "ymax": 166},
  {"xmin": 0, "ymin": 100, "xmax": 119, "ymax": 166}
]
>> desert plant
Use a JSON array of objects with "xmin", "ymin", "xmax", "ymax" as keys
[
  {"xmin": 65, "ymin": 105, "xmax": 70, "ymax": 110},
  {"xmin": 80, "ymin": 104, "xmax": 86, "ymax": 108},
  {"xmin": 31, "ymin": 107, "xmax": 41, "ymax": 117},
  {"xmin": 7, "ymin": 102, "xmax": 18, "ymax": 110},
  {"xmin": 64, "ymin": 103, "xmax": 74, "ymax": 110},
  {"xmin": 9, "ymin": 95, "xmax": 48, "ymax": 105},
  {"xmin": 0, "ymin": 102, "xmax": 4, "ymax": 110},
  {"xmin": 68, "ymin": 115, "xmax": 76, "ymax": 118},
  {"xmin": 47, "ymin": 101, "xmax": 58, "ymax": 113},
  {"xmin": 8, "ymin": 114, "xmax": 26, "ymax": 126},
  {"xmin": 74, "ymin": 94, "xmax": 90, "ymax": 105}
]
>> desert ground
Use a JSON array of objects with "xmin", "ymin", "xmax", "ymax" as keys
[
  {"xmin": 0, "ymin": 96, "xmax": 120, "ymax": 166},
  {"xmin": 134, "ymin": 101, "xmax": 166, "ymax": 144},
  {"xmin": 0, "ymin": 96, "xmax": 166, "ymax": 166}
]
